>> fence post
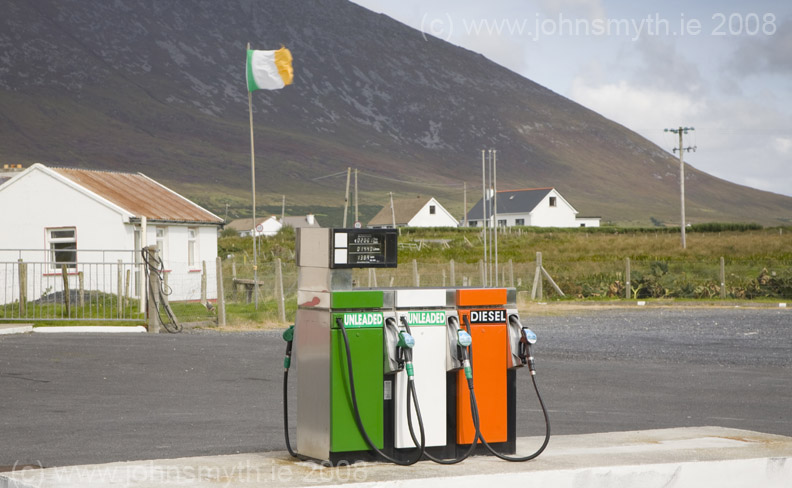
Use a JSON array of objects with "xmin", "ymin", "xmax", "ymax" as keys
[
  {"xmin": 163, "ymin": 271, "xmax": 169, "ymax": 305},
  {"xmin": 442, "ymin": 268, "xmax": 447, "ymax": 287},
  {"xmin": 449, "ymin": 259, "xmax": 456, "ymax": 287},
  {"xmin": 412, "ymin": 259, "xmax": 419, "ymax": 287},
  {"xmin": 124, "ymin": 269, "xmax": 131, "ymax": 312},
  {"xmin": 372, "ymin": 268, "xmax": 377, "ymax": 287},
  {"xmin": 18, "ymin": 259, "xmax": 27, "ymax": 316},
  {"xmin": 62, "ymin": 264, "xmax": 71, "ymax": 318},
  {"xmin": 216, "ymin": 257, "xmax": 226, "ymax": 326},
  {"xmin": 231, "ymin": 261, "xmax": 238, "ymax": 301},
  {"xmin": 201, "ymin": 261, "xmax": 208, "ymax": 306},
  {"xmin": 479, "ymin": 260, "xmax": 485, "ymax": 287},
  {"xmin": 116, "ymin": 260, "xmax": 124, "ymax": 317},
  {"xmin": 720, "ymin": 257, "xmax": 726, "ymax": 299},
  {"xmin": 509, "ymin": 259, "xmax": 514, "ymax": 287},
  {"xmin": 625, "ymin": 257, "xmax": 631, "ymax": 299},
  {"xmin": 276, "ymin": 258, "xmax": 286, "ymax": 323},
  {"xmin": 531, "ymin": 252, "xmax": 543, "ymax": 301},
  {"xmin": 146, "ymin": 247, "xmax": 161, "ymax": 333},
  {"xmin": 78, "ymin": 271, "xmax": 85, "ymax": 310}
]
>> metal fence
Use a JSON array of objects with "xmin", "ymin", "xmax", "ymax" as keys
[{"xmin": 0, "ymin": 259, "xmax": 145, "ymax": 321}]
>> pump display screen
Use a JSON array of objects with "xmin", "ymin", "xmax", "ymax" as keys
[{"xmin": 330, "ymin": 229, "xmax": 398, "ymax": 268}]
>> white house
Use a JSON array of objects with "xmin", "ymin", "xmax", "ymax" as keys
[
  {"xmin": 0, "ymin": 163, "xmax": 224, "ymax": 302},
  {"xmin": 282, "ymin": 214, "xmax": 321, "ymax": 229},
  {"xmin": 368, "ymin": 196, "xmax": 458, "ymax": 228},
  {"xmin": 466, "ymin": 188, "xmax": 600, "ymax": 228},
  {"xmin": 226, "ymin": 216, "xmax": 282, "ymax": 237}
]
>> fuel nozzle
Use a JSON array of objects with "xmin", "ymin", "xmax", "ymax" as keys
[
  {"xmin": 282, "ymin": 325, "xmax": 295, "ymax": 371},
  {"xmin": 397, "ymin": 315, "xmax": 417, "ymax": 377},
  {"xmin": 519, "ymin": 328, "xmax": 538, "ymax": 374},
  {"xmin": 398, "ymin": 330, "xmax": 416, "ymax": 377}
]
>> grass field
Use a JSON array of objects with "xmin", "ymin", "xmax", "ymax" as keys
[{"xmin": 213, "ymin": 225, "xmax": 792, "ymax": 326}]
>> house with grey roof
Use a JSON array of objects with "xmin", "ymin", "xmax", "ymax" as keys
[
  {"xmin": 368, "ymin": 196, "xmax": 458, "ymax": 228},
  {"xmin": 466, "ymin": 187, "xmax": 600, "ymax": 228}
]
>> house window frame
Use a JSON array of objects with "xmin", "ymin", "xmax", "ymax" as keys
[
  {"xmin": 155, "ymin": 226, "xmax": 168, "ymax": 265},
  {"xmin": 187, "ymin": 227, "xmax": 198, "ymax": 268},
  {"xmin": 429, "ymin": 205, "xmax": 436, "ymax": 215},
  {"xmin": 497, "ymin": 219, "xmax": 507, "ymax": 227},
  {"xmin": 47, "ymin": 227, "xmax": 77, "ymax": 269},
  {"xmin": 515, "ymin": 218, "xmax": 525, "ymax": 226},
  {"xmin": 549, "ymin": 196, "xmax": 557, "ymax": 207}
]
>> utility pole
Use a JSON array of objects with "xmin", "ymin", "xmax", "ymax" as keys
[
  {"xmin": 481, "ymin": 150, "xmax": 487, "ymax": 286},
  {"xmin": 354, "ymin": 169, "xmax": 359, "ymax": 224},
  {"xmin": 463, "ymin": 182, "xmax": 467, "ymax": 227},
  {"xmin": 389, "ymin": 191, "xmax": 396, "ymax": 229},
  {"xmin": 493, "ymin": 149, "xmax": 498, "ymax": 287},
  {"xmin": 281, "ymin": 195, "xmax": 285, "ymax": 223},
  {"xmin": 343, "ymin": 167, "xmax": 351, "ymax": 228},
  {"xmin": 664, "ymin": 127, "xmax": 696, "ymax": 249}
]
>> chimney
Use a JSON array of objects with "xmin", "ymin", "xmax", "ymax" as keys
[{"xmin": 306, "ymin": 214, "xmax": 315, "ymax": 225}]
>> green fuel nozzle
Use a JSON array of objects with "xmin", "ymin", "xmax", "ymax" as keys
[
  {"xmin": 398, "ymin": 331, "xmax": 416, "ymax": 377},
  {"xmin": 282, "ymin": 325, "xmax": 295, "ymax": 370}
]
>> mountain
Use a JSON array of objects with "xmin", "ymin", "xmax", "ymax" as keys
[{"xmin": 1, "ymin": 0, "xmax": 790, "ymax": 226}]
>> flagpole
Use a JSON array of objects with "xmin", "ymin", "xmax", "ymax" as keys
[{"xmin": 247, "ymin": 42, "xmax": 259, "ymax": 310}]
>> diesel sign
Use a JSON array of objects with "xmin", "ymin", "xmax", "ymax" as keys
[{"xmin": 469, "ymin": 309, "xmax": 506, "ymax": 324}]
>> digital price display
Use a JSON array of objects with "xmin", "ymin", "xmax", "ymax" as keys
[{"xmin": 330, "ymin": 229, "xmax": 398, "ymax": 268}]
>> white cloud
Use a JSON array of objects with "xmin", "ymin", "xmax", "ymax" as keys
[{"xmin": 774, "ymin": 137, "xmax": 792, "ymax": 154}]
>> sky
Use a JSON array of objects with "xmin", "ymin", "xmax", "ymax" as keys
[{"xmin": 350, "ymin": 0, "xmax": 792, "ymax": 197}]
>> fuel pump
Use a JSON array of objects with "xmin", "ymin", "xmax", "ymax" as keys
[
  {"xmin": 461, "ymin": 312, "xmax": 551, "ymax": 462},
  {"xmin": 336, "ymin": 315, "xmax": 426, "ymax": 465}
]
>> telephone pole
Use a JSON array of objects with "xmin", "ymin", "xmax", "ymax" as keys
[{"xmin": 664, "ymin": 126, "xmax": 696, "ymax": 249}]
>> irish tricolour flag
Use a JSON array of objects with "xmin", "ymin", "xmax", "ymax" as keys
[{"xmin": 246, "ymin": 47, "xmax": 293, "ymax": 91}]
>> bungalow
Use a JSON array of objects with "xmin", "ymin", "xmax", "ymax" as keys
[
  {"xmin": 466, "ymin": 187, "xmax": 600, "ymax": 228},
  {"xmin": 0, "ymin": 163, "xmax": 224, "ymax": 302},
  {"xmin": 226, "ymin": 216, "xmax": 282, "ymax": 237},
  {"xmin": 368, "ymin": 196, "xmax": 458, "ymax": 228}
]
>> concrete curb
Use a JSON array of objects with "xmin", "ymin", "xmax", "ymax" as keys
[
  {"xmin": 0, "ymin": 324, "xmax": 33, "ymax": 335},
  {"xmin": 32, "ymin": 326, "xmax": 147, "ymax": 334},
  {"xmin": 2, "ymin": 427, "xmax": 791, "ymax": 488}
]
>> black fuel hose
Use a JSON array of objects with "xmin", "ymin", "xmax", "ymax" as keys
[
  {"xmin": 338, "ymin": 318, "xmax": 426, "ymax": 466},
  {"xmin": 281, "ymin": 326, "xmax": 312, "ymax": 462},
  {"xmin": 401, "ymin": 316, "xmax": 481, "ymax": 464},
  {"xmin": 462, "ymin": 315, "xmax": 551, "ymax": 462}
]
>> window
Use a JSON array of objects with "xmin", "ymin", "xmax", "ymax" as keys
[
  {"xmin": 187, "ymin": 227, "xmax": 197, "ymax": 267},
  {"xmin": 429, "ymin": 205, "xmax": 436, "ymax": 215},
  {"xmin": 515, "ymin": 218, "xmax": 525, "ymax": 226},
  {"xmin": 549, "ymin": 197, "xmax": 557, "ymax": 207},
  {"xmin": 580, "ymin": 223, "xmax": 586, "ymax": 227},
  {"xmin": 498, "ymin": 219, "xmax": 507, "ymax": 227},
  {"xmin": 48, "ymin": 227, "xmax": 77, "ymax": 269},
  {"xmin": 469, "ymin": 221, "xmax": 478, "ymax": 227},
  {"xmin": 155, "ymin": 227, "xmax": 168, "ymax": 264}
]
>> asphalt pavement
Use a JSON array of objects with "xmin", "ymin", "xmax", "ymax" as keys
[{"xmin": 1, "ymin": 307, "xmax": 790, "ymax": 469}]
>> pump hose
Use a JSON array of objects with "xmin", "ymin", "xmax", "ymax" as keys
[
  {"xmin": 462, "ymin": 317, "xmax": 551, "ymax": 462},
  {"xmin": 401, "ymin": 317, "xmax": 481, "ymax": 465},
  {"xmin": 282, "ymin": 367, "xmax": 314, "ymax": 462},
  {"xmin": 338, "ymin": 318, "xmax": 426, "ymax": 466}
]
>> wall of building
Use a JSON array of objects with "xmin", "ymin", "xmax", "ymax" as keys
[
  {"xmin": 0, "ymin": 168, "xmax": 218, "ymax": 304},
  {"xmin": 407, "ymin": 199, "xmax": 459, "ymax": 227}
]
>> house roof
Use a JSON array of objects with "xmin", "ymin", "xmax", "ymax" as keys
[
  {"xmin": 51, "ymin": 166, "xmax": 223, "ymax": 224},
  {"xmin": 226, "ymin": 216, "xmax": 278, "ymax": 232},
  {"xmin": 368, "ymin": 196, "xmax": 433, "ymax": 226},
  {"xmin": 467, "ymin": 188, "xmax": 557, "ymax": 219},
  {"xmin": 282, "ymin": 215, "xmax": 321, "ymax": 228}
]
